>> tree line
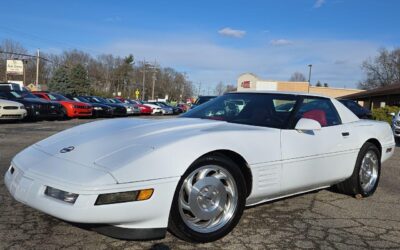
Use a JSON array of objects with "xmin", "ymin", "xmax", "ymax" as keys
[{"xmin": 0, "ymin": 39, "xmax": 194, "ymax": 101}]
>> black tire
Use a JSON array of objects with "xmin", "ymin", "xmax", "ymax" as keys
[
  {"xmin": 168, "ymin": 154, "xmax": 247, "ymax": 243},
  {"xmin": 336, "ymin": 142, "xmax": 381, "ymax": 197},
  {"xmin": 60, "ymin": 107, "xmax": 69, "ymax": 120}
]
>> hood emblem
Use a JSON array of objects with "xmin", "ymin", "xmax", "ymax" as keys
[{"xmin": 60, "ymin": 146, "xmax": 75, "ymax": 153}]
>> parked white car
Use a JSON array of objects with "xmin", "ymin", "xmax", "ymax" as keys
[
  {"xmin": 0, "ymin": 99, "xmax": 27, "ymax": 120},
  {"xmin": 5, "ymin": 92, "xmax": 395, "ymax": 242},
  {"xmin": 391, "ymin": 111, "xmax": 400, "ymax": 143}
]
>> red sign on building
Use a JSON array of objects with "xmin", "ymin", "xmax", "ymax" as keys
[{"xmin": 241, "ymin": 81, "xmax": 251, "ymax": 88}]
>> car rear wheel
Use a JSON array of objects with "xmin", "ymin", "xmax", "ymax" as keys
[
  {"xmin": 336, "ymin": 142, "xmax": 381, "ymax": 197},
  {"xmin": 61, "ymin": 107, "xmax": 69, "ymax": 119},
  {"xmin": 168, "ymin": 154, "xmax": 246, "ymax": 243}
]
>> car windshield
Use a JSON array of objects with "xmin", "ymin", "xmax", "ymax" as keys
[
  {"xmin": 90, "ymin": 97, "xmax": 107, "ymax": 103},
  {"xmin": 112, "ymin": 99, "xmax": 123, "ymax": 103},
  {"xmin": 0, "ymin": 91, "xmax": 24, "ymax": 99},
  {"xmin": 126, "ymin": 99, "xmax": 138, "ymax": 104},
  {"xmin": 19, "ymin": 91, "xmax": 39, "ymax": 99},
  {"xmin": 75, "ymin": 97, "xmax": 89, "ymax": 102},
  {"xmin": 181, "ymin": 93, "xmax": 299, "ymax": 129},
  {"xmin": 48, "ymin": 93, "xmax": 69, "ymax": 101},
  {"xmin": 194, "ymin": 96, "xmax": 216, "ymax": 105}
]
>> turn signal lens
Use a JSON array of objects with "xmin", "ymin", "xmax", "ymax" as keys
[
  {"xmin": 137, "ymin": 189, "xmax": 154, "ymax": 201},
  {"xmin": 95, "ymin": 188, "xmax": 154, "ymax": 205}
]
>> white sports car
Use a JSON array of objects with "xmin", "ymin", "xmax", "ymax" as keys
[
  {"xmin": 0, "ymin": 99, "xmax": 27, "ymax": 120},
  {"xmin": 5, "ymin": 92, "xmax": 395, "ymax": 242}
]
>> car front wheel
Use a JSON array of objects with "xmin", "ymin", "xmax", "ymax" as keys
[{"xmin": 168, "ymin": 154, "xmax": 246, "ymax": 243}]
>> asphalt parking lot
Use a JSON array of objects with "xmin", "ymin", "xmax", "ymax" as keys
[{"xmin": 1, "ymin": 117, "xmax": 400, "ymax": 250}]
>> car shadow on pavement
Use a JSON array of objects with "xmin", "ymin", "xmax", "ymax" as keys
[{"xmin": 68, "ymin": 222, "xmax": 172, "ymax": 249}]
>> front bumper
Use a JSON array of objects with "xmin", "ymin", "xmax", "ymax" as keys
[
  {"xmin": 25, "ymin": 106, "xmax": 63, "ymax": 119},
  {"xmin": 4, "ymin": 162, "xmax": 179, "ymax": 235},
  {"xmin": 70, "ymin": 108, "xmax": 93, "ymax": 117},
  {"xmin": 0, "ymin": 109, "xmax": 27, "ymax": 120}
]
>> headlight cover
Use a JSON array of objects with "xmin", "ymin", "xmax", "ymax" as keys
[
  {"xmin": 93, "ymin": 106, "xmax": 103, "ymax": 110},
  {"xmin": 45, "ymin": 186, "xmax": 79, "ymax": 204},
  {"xmin": 95, "ymin": 189, "xmax": 153, "ymax": 205}
]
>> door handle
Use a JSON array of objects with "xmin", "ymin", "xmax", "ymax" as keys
[{"xmin": 342, "ymin": 132, "xmax": 350, "ymax": 137}]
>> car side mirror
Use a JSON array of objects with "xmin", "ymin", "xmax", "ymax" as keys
[
  {"xmin": 295, "ymin": 118, "xmax": 322, "ymax": 131},
  {"xmin": 389, "ymin": 112, "xmax": 396, "ymax": 117}
]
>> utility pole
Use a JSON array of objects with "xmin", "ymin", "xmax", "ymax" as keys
[
  {"xmin": 151, "ymin": 72, "xmax": 156, "ymax": 100},
  {"xmin": 142, "ymin": 59, "xmax": 146, "ymax": 100},
  {"xmin": 23, "ymin": 59, "xmax": 27, "ymax": 86},
  {"xmin": 151, "ymin": 60, "xmax": 157, "ymax": 100},
  {"xmin": 36, "ymin": 49, "xmax": 40, "ymax": 87},
  {"xmin": 307, "ymin": 64, "xmax": 312, "ymax": 93}
]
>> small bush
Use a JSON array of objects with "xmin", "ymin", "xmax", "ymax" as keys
[{"xmin": 372, "ymin": 106, "xmax": 400, "ymax": 124}]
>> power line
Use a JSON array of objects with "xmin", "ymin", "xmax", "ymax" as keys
[{"xmin": 0, "ymin": 51, "xmax": 52, "ymax": 62}]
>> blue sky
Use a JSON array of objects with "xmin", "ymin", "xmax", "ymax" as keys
[{"xmin": 1, "ymin": 0, "xmax": 399, "ymax": 91}]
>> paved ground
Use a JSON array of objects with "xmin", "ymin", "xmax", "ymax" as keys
[{"xmin": 0, "ymin": 117, "xmax": 399, "ymax": 250}]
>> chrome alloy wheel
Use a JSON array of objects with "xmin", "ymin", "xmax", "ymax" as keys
[
  {"xmin": 359, "ymin": 150, "xmax": 379, "ymax": 193},
  {"xmin": 178, "ymin": 165, "xmax": 238, "ymax": 233}
]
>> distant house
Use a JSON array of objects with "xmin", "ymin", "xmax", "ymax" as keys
[{"xmin": 341, "ymin": 83, "xmax": 400, "ymax": 109}]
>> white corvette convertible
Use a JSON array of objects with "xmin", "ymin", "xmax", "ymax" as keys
[{"xmin": 5, "ymin": 92, "xmax": 395, "ymax": 242}]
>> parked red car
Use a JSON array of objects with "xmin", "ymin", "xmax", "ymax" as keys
[
  {"xmin": 120, "ymin": 98, "xmax": 152, "ymax": 115},
  {"xmin": 32, "ymin": 92, "xmax": 92, "ymax": 118}
]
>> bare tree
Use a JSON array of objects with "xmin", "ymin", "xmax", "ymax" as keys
[
  {"xmin": 214, "ymin": 81, "xmax": 225, "ymax": 95},
  {"xmin": 359, "ymin": 48, "xmax": 400, "ymax": 89},
  {"xmin": 289, "ymin": 72, "xmax": 307, "ymax": 82}
]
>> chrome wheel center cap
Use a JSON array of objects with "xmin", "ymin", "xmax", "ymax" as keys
[{"xmin": 189, "ymin": 177, "xmax": 227, "ymax": 220}]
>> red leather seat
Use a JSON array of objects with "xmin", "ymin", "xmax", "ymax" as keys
[{"xmin": 302, "ymin": 109, "xmax": 327, "ymax": 127}]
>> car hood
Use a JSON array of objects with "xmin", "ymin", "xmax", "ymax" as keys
[{"xmin": 33, "ymin": 118, "xmax": 222, "ymax": 169}]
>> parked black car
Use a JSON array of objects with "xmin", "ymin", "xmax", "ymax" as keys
[
  {"xmin": 191, "ymin": 95, "xmax": 217, "ymax": 109},
  {"xmin": 73, "ymin": 96, "xmax": 114, "ymax": 117},
  {"xmin": 0, "ymin": 83, "xmax": 63, "ymax": 120},
  {"xmin": 81, "ymin": 96, "xmax": 127, "ymax": 116},
  {"xmin": 338, "ymin": 99, "xmax": 372, "ymax": 119}
]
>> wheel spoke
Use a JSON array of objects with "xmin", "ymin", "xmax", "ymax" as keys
[
  {"xmin": 184, "ymin": 175, "xmax": 195, "ymax": 195},
  {"xmin": 213, "ymin": 172, "xmax": 227, "ymax": 181},
  {"xmin": 197, "ymin": 168, "xmax": 213, "ymax": 180},
  {"xmin": 179, "ymin": 197, "xmax": 192, "ymax": 212}
]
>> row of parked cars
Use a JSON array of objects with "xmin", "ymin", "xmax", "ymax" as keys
[{"xmin": 0, "ymin": 83, "xmax": 190, "ymax": 121}]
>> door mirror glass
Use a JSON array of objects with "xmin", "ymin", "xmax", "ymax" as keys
[{"xmin": 295, "ymin": 118, "xmax": 322, "ymax": 131}]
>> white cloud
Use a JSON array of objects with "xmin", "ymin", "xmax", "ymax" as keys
[
  {"xmin": 218, "ymin": 27, "xmax": 246, "ymax": 38},
  {"xmin": 270, "ymin": 39, "xmax": 293, "ymax": 46},
  {"xmin": 314, "ymin": 0, "xmax": 326, "ymax": 8},
  {"xmin": 100, "ymin": 37, "xmax": 380, "ymax": 89}
]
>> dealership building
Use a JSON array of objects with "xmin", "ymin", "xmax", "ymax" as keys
[{"xmin": 237, "ymin": 73, "xmax": 363, "ymax": 98}]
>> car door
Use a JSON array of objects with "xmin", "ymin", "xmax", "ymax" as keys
[{"xmin": 280, "ymin": 97, "xmax": 355, "ymax": 194}]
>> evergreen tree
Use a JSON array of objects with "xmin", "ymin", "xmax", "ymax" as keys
[
  {"xmin": 48, "ymin": 67, "xmax": 70, "ymax": 93},
  {"xmin": 69, "ymin": 64, "xmax": 91, "ymax": 95}
]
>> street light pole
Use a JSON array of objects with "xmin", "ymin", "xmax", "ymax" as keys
[{"xmin": 307, "ymin": 64, "xmax": 312, "ymax": 93}]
